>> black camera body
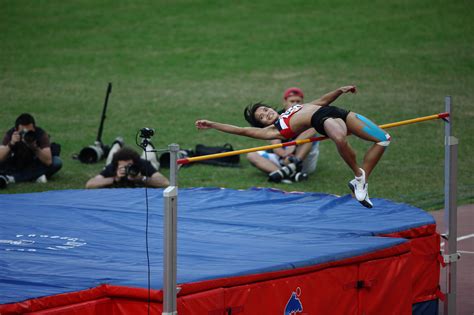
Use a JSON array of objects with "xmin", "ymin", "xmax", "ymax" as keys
[
  {"xmin": 139, "ymin": 128, "xmax": 155, "ymax": 139},
  {"xmin": 19, "ymin": 129, "xmax": 36, "ymax": 143},
  {"xmin": 137, "ymin": 127, "xmax": 155, "ymax": 150},
  {"xmin": 124, "ymin": 163, "xmax": 140, "ymax": 177}
]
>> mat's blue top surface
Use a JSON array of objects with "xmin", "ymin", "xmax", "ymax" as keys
[{"xmin": 0, "ymin": 188, "xmax": 434, "ymax": 304}]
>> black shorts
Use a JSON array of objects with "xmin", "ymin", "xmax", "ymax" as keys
[{"xmin": 310, "ymin": 106, "xmax": 350, "ymax": 136}]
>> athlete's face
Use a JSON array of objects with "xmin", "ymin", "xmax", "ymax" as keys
[{"xmin": 254, "ymin": 106, "xmax": 278, "ymax": 126}]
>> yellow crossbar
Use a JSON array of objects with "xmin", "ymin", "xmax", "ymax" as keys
[{"xmin": 177, "ymin": 112, "xmax": 449, "ymax": 165}]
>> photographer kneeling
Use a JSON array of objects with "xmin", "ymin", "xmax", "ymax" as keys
[
  {"xmin": 85, "ymin": 147, "xmax": 169, "ymax": 189},
  {"xmin": 0, "ymin": 113, "xmax": 62, "ymax": 189}
]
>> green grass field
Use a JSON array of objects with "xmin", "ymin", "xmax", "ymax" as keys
[{"xmin": 1, "ymin": 0, "xmax": 472, "ymax": 210}]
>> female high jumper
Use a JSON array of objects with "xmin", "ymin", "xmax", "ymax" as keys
[{"xmin": 195, "ymin": 85, "xmax": 391, "ymax": 208}]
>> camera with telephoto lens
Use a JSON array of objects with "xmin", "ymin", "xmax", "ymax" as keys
[
  {"xmin": 78, "ymin": 141, "xmax": 106, "ymax": 164},
  {"xmin": 19, "ymin": 129, "xmax": 36, "ymax": 144},
  {"xmin": 124, "ymin": 163, "xmax": 140, "ymax": 177}
]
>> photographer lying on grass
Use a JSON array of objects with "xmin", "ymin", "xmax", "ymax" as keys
[
  {"xmin": 195, "ymin": 85, "xmax": 390, "ymax": 208},
  {"xmin": 85, "ymin": 145, "xmax": 169, "ymax": 189}
]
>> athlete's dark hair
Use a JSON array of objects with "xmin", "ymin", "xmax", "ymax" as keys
[
  {"xmin": 112, "ymin": 147, "xmax": 141, "ymax": 170},
  {"xmin": 244, "ymin": 102, "xmax": 274, "ymax": 128},
  {"xmin": 15, "ymin": 113, "xmax": 36, "ymax": 128}
]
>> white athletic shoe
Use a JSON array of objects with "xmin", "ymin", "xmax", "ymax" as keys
[
  {"xmin": 348, "ymin": 180, "xmax": 373, "ymax": 208},
  {"xmin": 36, "ymin": 174, "xmax": 47, "ymax": 184},
  {"xmin": 353, "ymin": 169, "xmax": 368, "ymax": 201},
  {"xmin": 348, "ymin": 174, "xmax": 373, "ymax": 208}
]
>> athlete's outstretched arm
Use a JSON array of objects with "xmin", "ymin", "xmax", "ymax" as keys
[
  {"xmin": 310, "ymin": 85, "xmax": 357, "ymax": 107},
  {"xmin": 196, "ymin": 120, "xmax": 284, "ymax": 140}
]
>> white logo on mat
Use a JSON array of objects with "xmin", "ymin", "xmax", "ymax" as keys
[{"xmin": 0, "ymin": 234, "xmax": 87, "ymax": 252}]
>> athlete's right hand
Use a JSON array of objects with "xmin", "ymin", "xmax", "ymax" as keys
[{"xmin": 195, "ymin": 120, "xmax": 214, "ymax": 129}]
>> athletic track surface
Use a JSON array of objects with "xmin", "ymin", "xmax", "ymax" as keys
[{"xmin": 432, "ymin": 204, "xmax": 474, "ymax": 315}]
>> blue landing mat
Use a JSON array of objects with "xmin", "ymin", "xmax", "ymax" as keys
[{"xmin": 0, "ymin": 188, "xmax": 434, "ymax": 304}]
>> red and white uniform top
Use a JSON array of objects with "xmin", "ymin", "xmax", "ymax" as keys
[{"xmin": 274, "ymin": 104, "xmax": 303, "ymax": 139}]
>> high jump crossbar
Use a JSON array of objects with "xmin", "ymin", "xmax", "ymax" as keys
[{"xmin": 177, "ymin": 112, "xmax": 450, "ymax": 165}]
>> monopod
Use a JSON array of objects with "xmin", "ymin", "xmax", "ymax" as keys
[{"xmin": 78, "ymin": 83, "xmax": 112, "ymax": 163}]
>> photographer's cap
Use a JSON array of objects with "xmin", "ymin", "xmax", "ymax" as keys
[{"xmin": 283, "ymin": 87, "xmax": 304, "ymax": 100}]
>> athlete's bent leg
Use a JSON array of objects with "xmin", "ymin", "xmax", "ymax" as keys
[
  {"xmin": 323, "ymin": 118, "xmax": 362, "ymax": 177},
  {"xmin": 346, "ymin": 113, "xmax": 391, "ymax": 179}
]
